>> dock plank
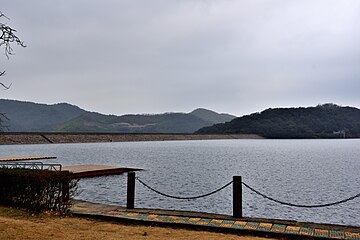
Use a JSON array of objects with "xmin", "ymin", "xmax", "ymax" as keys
[{"xmin": 63, "ymin": 164, "xmax": 141, "ymax": 178}]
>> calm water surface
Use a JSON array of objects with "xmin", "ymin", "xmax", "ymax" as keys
[{"xmin": 1, "ymin": 139, "xmax": 359, "ymax": 226}]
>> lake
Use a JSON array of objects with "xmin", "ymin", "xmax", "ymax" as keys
[{"xmin": 1, "ymin": 139, "xmax": 359, "ymax": 226}]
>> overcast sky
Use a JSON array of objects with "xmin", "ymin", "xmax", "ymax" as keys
[{"xmin": 1, "ymin": 0, "xmax": 359, "ymax": 116}]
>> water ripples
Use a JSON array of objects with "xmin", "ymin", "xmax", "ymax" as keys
[{"xmin": 1, "ymin": 139, "xmax": 359, "ymax": 226}]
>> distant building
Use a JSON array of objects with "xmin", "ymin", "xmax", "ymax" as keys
[{"xmin": 333, "ymin": 130, "xmax": 346, "ymax": 138}]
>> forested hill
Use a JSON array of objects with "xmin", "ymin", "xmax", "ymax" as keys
[
  {"xmin": 0, "ymin": 99, "xmax": 236, "ymax": 133},
  {"xmin": 195, "ymin": 104, "xmax": 360, "ymax": 138}
]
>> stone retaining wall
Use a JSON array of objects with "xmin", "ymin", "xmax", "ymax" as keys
[{"xmin": 0, "ymin": 133, "xmax": 262, "ymax": 145}]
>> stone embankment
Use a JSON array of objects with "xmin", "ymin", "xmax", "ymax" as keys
[{"xmin": 0, "ymin": 133, "xmax": 262, "ymax": 145}]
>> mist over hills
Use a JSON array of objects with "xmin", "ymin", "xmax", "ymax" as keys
[{"xmin": 0, "ymin": 99, "xmax": 236, "ymax": 133}]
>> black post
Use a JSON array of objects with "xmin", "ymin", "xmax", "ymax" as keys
[
  {"xmin": 233, "ymin": 176, "xmax": 242, "ymax": 218},
  {"xmin": 62, "ymin": 181, "xmax": 69, "ymax": 204},
  {"xmin": 62, "ymin": 171, "xmax": 70, "ymax": 207},
  {"xmin": 127, "ymin": 171, "xmax": 136, "ymax": 209}
]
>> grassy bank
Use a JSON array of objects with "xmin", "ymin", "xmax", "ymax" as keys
[{"xmin": 0, "ymin": 206, "xmax": 273, "ymax": 240}]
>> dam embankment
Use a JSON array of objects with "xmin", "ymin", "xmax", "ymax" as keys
[{"xmin": 0, "ymin": 133, "xmax": 262, "ymax": 145}]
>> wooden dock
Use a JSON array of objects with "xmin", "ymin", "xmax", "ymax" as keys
[
  {"xmin": 0, "ymin": 156, "xmax": 141, "ymax": 178},
  {"xmin": 62, "ymin": 164, "xmax": 142, "ymax": 178},
  {"xmin": 0, "ymin": 156, "xmax": 57, "ymax": 162}
]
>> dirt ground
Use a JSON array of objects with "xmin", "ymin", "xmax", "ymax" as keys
[{"xmin": 0, "ymin": 206, "xmax": 276, "ymax": 240}]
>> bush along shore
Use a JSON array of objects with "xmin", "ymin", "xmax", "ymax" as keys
[
  {"xmin": 0, "ymin": 168, "xmax": 77, "ymax": 213},
  {"xmin": 0, "ymin": 133, "xmax": 262, "ymax": 145}
]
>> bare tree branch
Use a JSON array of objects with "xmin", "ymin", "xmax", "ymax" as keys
[
  {"xmin": 1, "ymin": 12, "xmax": 25, "ymax": 131},
  {"xmin": 0, "ymin": 11, "xmax": 26, "ymax": 58},
  {"xmin": 0, "ymin": 70, "xmax": 12, "ymax": 89},
  {"xmin": 0, "ymin": 82, "xmax": 12, "ymax": 90},
  {"xmin": 0, "ymin": 12, "xmax": 25, "ymax": 91}
]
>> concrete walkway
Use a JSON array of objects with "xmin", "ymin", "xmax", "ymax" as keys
[{"xmin": 71, "ymin": 200, "xmax": 360, "ymax": 239}]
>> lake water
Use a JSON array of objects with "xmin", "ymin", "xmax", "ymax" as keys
[{"xmin": 1, "ymin": 139, "xmax": 359, "ymax": 226}]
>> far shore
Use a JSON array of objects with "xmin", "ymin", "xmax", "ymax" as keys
[{"xmin": 0, "ymin": 133, "xmax": 263, "ymax": 145}]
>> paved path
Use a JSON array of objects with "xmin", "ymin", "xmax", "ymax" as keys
[{"xmin": 71, "ymin": 200, "xmax": 360, "ymax": 239}]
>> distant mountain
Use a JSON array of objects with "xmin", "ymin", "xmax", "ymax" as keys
[
  {"xmin": 190, "ymin": 108, "xmax": 235, "ymax": 124},
  {"xmin": 0, "ymin": 99, "xmax": 87, "ymax": 131},
  {"xmin": 0, "ymin": 99, "xmax": 236, "ymax": 133},
  {"xmin": 196, "ymin": 103, "xmax": 360, "ymax": 138}
]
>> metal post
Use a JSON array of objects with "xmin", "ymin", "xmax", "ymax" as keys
[
  {"xmin": 62, "ymin": 179, "xmax": 70, "ymax": 205},
  {"xmin": 233, "ymin": 176, "xmax": 242, "ymax": 218},
  {"xmin": 127, "ymin": 171, "xmax": 136, "ymax": 209}
]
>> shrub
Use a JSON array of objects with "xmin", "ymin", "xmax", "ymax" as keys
[{"xmin": 0, "ymin": 168, "xmax": 77, "ymax": 213}]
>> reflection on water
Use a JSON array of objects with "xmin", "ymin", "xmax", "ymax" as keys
[{"xmin": 1, "ymin": 139, "xmax": 359, "ymax": 226}]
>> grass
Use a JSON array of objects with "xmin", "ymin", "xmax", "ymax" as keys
[{"xmin": 0, "ymin": 206, "xmax": 276, "ymax": 240}]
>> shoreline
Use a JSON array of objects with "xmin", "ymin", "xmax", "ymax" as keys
[{"xmin": 0, "ymin": 133, "xmax": 263, "ymax": 145}]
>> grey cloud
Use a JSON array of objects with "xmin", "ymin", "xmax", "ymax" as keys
[{"xmin": 1, "ymin": 0, "xmax": 359, "ymax": 116}]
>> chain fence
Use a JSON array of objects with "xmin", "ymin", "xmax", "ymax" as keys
[
  {"xmin": 136, "ymin": 177, "xmax": 360, "ymax": 208},
  {"xmin": 136, "ymin": 177, "xmax": 233, "ymax": 200},
  {"xmin": 241, "ymin": 181, "xmax": 360, "ymax": 208}
]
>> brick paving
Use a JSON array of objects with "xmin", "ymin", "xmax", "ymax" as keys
[{"xmin": 71, "ymin": 201, "xmax": 360, "ymax": 239}]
